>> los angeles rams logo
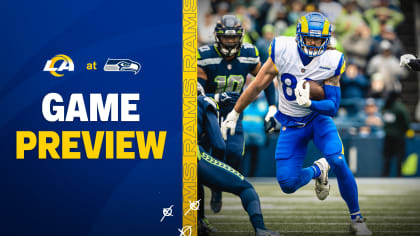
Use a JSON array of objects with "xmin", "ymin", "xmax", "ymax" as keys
[{"xmin": 43, "ymin": 54, "xmax": 74, "ymax": 77}]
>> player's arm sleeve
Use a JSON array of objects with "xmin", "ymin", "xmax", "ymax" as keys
[
  {"xmin": 309, "ymin": 85, "xmax": 341, "ymax": 117},
  {"xmin": 408, "ymin": 58, "xmax": 420, "ymax": 71},
  {"xmin": 204, "ymin": 109, "xmax": 225, "ymax": 160},
  {"xmin": 309, "ymin": 55, "xmax": 345, "ymax": 117}
]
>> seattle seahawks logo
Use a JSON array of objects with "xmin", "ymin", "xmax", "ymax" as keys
[{"xmin": 104, "ymin": 58, "xmax": 141, "ymax": 74}]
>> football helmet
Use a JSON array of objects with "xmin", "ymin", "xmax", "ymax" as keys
[
  {"xmin": 296, "ymin": 12, "xmax": 331, "ymax": 57},
  {"xmin": 214, "ymin": 15, "xmax": 244, "ymax": 57}
]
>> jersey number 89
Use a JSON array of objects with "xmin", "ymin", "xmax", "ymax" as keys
[
  {"xmin": 280, "ymin": 73, "xmax": 312, "ymax": 101},
  {"xmin": 281, "ymin": 73, "xmax": 297, "ymax": 101}
]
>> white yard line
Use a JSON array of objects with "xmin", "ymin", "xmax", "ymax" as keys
[
  {"xmin": 205, "ymin": 206, "xmax": 420, "ymax": 213},
  {"xmin": 207, "ymin": 215, "xmax": 420, "ymax": 219},
  {"xmin": 246, "ymin": 177, "xmax": 420, "ymax": 185},
  {"xmin": 213, "ymin": 222, "xmax": 420, "ymax": 226},
  {"xmin": 215, "ymin": 230, "xmax": 420, "ymax": 234}
]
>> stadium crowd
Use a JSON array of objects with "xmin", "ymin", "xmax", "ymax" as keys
[{"xmin": 198, "ymin": 0, "xmax": 411, "ymax": 138}]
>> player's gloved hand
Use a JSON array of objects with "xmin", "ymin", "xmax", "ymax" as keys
[
  {"xmin": 400, "ymin": 54, "xmax": 416, "ymax": 68},
  {"xmin": 214, "ymin": 92, "xmax": 239, "ymax": 104},
  {"xmin": 295, "ymin": 80, "xmax": 312, "ymax": 107},
  {"xmin": 264, "ymin": 105, "xmax": 278, "ymax": 133},
  {"xmin": 221, "ymin": 109, "xmax": 240, "ymax": 140}
]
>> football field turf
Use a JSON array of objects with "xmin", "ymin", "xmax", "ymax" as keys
[{"xmin": 204, "ymin": 178, "xmax": 420, "ymax": 235}]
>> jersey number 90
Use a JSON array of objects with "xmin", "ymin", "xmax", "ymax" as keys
[{"xmin": 214, "ymin": 75, "xmax": 244, "ymax": 93}]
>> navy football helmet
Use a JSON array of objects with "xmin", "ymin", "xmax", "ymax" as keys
[
  {"xmin": 214, "ymin": 15, "xmax": 244, "ymax": 57},
  {"xmin": 296, "ymin": 12, "xmax": 331, "ymax": 57}
]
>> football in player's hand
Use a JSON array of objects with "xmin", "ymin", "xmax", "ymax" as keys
[{"xmin": 304, "ymin": 80, "xmax": 325, "ymax": 100}]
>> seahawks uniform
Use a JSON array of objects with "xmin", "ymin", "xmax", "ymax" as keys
[
  {"xmin": 198, "ymin": 43, "xmax": 267, "ymax": 169},
  {"xmin": 198, "ymin": 43, "xmax": 260, "ymax": 95},
  {"xmin": 270, "ymin": 36, "xmax": 363, "ymax": 219},
  {"xmin": 197, "ymin": 95, "xmax": 272, "ymax": 234}
]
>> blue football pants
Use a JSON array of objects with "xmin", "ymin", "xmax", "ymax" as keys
[{"xmin": 275, "ymin": 115, "xmax": 360, "ymax": 214}]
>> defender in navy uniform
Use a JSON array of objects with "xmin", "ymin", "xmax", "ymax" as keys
[
  {"xmin": 197, "ymin": 88, "xmax": 280, "ymax": 236},
  {"xmin": 198, "ymin": 15, "xmax": 277, "ymax": 213}
]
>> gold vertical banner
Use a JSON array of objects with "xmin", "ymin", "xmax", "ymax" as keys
[{"xmin": 183, "ymin": 0, "xmax": 197, "ymax": 235}]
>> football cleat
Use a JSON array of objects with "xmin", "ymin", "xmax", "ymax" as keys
[
  {"xmin": 350, "ymin": 216, "xmax": 372, "ymax": 235},
  {"xmin": 198, "ymin": 217, "xmax": 217, "ymax": 235},
  {"xmin": 210, "ymin": 190, "xmax": 222, "ymax": 213},
  {"xmin": 255, "ymin": 228, "xmax": 282, "ymax": 236},
  {"xmin": 314, "ymin": 157, "xmax": 330, "ymax": 200}
]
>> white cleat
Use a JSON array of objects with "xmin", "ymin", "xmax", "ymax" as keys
[
  {"xmin": 314, "ymin": 157, "xmax": 330, "ymax": 200},
  {"xmin": 350, "ymin": 216, "xmax": 372, "ymax": 235}
]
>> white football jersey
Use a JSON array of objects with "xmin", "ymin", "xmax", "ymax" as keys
[{"xmin": 270, "ymin": 36, "xmax": 345, "ymax": 117}]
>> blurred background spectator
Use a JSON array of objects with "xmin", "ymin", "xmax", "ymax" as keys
[
  {"xmin": 319, "ymin": 0, "xmax": 343, "ymax": 23},
  {"xmin": 367, "ymin": 40, "xmax": 408, "ymax": 95},
  {"xmin": 242, "ymin": 91, "xmax": 269, "ymax": 177},
  {"xmin": 364, "ymin": 1, "xmax": 404, "ymax": 36},
  {"xmin": 341, "ymin": 62, "xmax": 369, "ymax": 115},
  {"xmin": 198, "ymin": 12, "xmax": 217, "ymax": 45},
  {"xmin": 341, "ymin": 25, "xmax": 372, "ymax": 70},
  {"xmin": 356, "ymin": 98, "xmax": 384, "ymax": 137},
  {"xmin": 370, "ymin": 24, "xmax": 403, "ymax": 57},
  {"xmin": 382, "ymin": 91, "xmax": 410, "ymax": 177},
  {"xmin": 256, "ymin": 24, "xmax": 275, "ymax": 63},
  {"xmin": 335, "ymin": 0, "xmax": 365, "ymax": 39}
]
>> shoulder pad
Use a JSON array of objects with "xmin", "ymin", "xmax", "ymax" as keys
[
  {"xmin": 238, "ymin": 43, "xmax": 260, "ymax": 65},
  {"xmin": 198, "ymin": 44, "xmax": 218, "ymax": 60},
  {"xmin": 322, "ymin": 50, "xmax": 345, "ymax": 76},
  {"xmin": 240, "ymin": 43, "xmax": 259, "ymax": 58},
  {"xmin": 270, "ymin": 36, "xmax": 295, "ymax": 64},
  {"xmin": 198, "ymin": 45, "xmax": 223, "ymax": 67}
]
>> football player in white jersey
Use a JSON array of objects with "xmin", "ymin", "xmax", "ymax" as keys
[{"xmin": 221, "ymin": 12, "xmax": 372, "ymax": 235}]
